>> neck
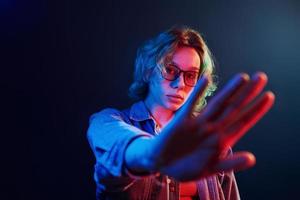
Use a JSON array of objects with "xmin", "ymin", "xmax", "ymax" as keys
[{"xmin": 144, "ymin": 98, "xmax": 174, "ymax": 129}]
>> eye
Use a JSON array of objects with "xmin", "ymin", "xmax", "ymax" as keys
[
  {"xmin": 165, "ymin": 66, "xmax": 178, "ymax": 75},
  {"xmin": 186, "ymin": 72, "xmax": 197, "ymax": 80}
]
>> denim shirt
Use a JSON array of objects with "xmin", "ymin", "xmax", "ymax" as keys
[{"xmin": 87, "ymin": 101, "xmax": 241, "ymax": 200}]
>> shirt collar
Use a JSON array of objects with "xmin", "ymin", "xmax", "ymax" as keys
[{"xmin": 129, "ymin": 101, "xmax": 153, "ymax": 121}]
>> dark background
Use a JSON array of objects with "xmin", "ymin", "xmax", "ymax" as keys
[{"xmin": 1, "ymin": 0, "xmax": 300, "ymax": 199}]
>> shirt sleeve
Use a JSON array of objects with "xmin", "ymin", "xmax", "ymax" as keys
[{"xmin": 87, "ymin": 108, "xmax": 153, "ymax": 181}]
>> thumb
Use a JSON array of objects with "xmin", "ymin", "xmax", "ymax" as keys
[
  {"xmin": 213, "ymin": 151, "xmax": 256, "ymax": 173},
  {"xmin": 175, "ymin": 75, "xmax": 209, "ymax": 120}
]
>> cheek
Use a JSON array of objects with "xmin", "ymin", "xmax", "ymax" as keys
[
  {"xmin": 148, "ymin": 79, "xmax": 163, "ymax": 98},
  {"xmin": 150, "ymin": 74, "xmax": 169, "ymax": 93},
  {"xmin": 160, "ymin": 80, "xmax": 172, "ymax": 92}
]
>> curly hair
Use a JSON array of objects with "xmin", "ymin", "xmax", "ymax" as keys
[{"xmin": 128, "ymin": 25, "xmax": 217, "ymax": 112}]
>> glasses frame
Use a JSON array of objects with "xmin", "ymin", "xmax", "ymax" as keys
[{"xmin": 159, "ymin": 63, "xmax": 201, "ymax": 87}]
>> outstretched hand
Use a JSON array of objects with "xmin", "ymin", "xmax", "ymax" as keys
[{"xmin": 148, "ymin": 72, "xmax": 275, "ymax": 181}]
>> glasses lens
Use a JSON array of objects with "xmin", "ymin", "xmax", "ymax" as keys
[
  {"xmin": 184, "ymin": 71, "xmax": 199, "ymax": 86},
  {"xmin": 161, "ymin": 65, "xmax": 180, "ymax": 81}
]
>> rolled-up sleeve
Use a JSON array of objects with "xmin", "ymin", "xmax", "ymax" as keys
[{"xmin": 87, "ymin": 108, "xmax": 153, "ymax": 180}]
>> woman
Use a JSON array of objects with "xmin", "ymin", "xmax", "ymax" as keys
[{"xmin": 87, "ymin": 26, "xmax": 274, "ymax": 200}]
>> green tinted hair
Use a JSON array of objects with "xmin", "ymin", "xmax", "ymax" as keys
[{"xmin": 128, "ymin": 25, "xmax": 217, "ymax": 112}]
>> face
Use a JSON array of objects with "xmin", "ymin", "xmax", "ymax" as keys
[{"xmin": 147, "ymin": 46, "xmax": 201, "ymax": 111}]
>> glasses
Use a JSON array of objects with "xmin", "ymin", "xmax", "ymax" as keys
[{"xmin": 159, "ymin": 63, "xmax": 200, "ymax": 87}]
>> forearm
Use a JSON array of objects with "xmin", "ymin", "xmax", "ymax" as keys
[{"xmin": 124, "ymin": 137, "xmax": 158, "ymax": 175}]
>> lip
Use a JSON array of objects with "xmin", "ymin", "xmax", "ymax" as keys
[{"xmin": 166, "ymin": 94, "xmax": 184, "ymax": 101}]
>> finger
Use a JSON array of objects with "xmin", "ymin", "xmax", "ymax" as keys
[
  {"xmin": 240, "ymin": 72, "xmax": 268, "ymax": 107},
  {"xmin": 223, "ymin": 91, "xmax": 275, "ymax": 147},
  {"xmin": 201, "ymin": 73, "xmax": 250, "ymax": 122},
  {"xmin": 176, "ymin": 75, "xmax": 209, "ymax": 119},
  {"xmin": 213, "ymin": 151, "xmax": 256, "ymax": 173},
  {"xmin": 215, "ymin": 72, "xmax": 268, "ymax": 127}
]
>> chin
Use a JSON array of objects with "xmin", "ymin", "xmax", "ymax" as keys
[{"xmin": 165, "ymin": 102, "xmax": 183, "ymax": 112}]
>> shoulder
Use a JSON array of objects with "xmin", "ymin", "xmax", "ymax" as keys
[
  {"xmin": 89, "ymin": 107, "xmax": 130, "ymax": 124},
  {"xmin": 89, "ymin": 101, "xmax": 146, "ymax": 124}
]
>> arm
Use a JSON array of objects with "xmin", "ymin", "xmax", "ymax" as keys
[
  {"xmin": 125, "ymin": 72, "xmax": 274, "ymax": 182},
  {"xmin": 87, "ymin": 108, "xmax": 153, "ymax": 180}
]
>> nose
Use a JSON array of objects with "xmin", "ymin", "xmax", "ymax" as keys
[{"xmin": 170, "ymin": 72, "xmax": 185, "ymax": 89}]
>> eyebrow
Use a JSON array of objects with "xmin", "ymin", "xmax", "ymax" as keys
[{"xmin": 170, "ymin": 62, "xmax": 200, "ymax": 72}]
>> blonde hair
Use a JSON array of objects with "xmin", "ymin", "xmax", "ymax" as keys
[{"xmin": 128, "ymin": 25, "xmax": 217, "ymax": 112}]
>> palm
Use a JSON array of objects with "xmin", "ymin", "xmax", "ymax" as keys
[{"xmin": 151, "ymin": 72, "xmax": 275, "ymax": 181}]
